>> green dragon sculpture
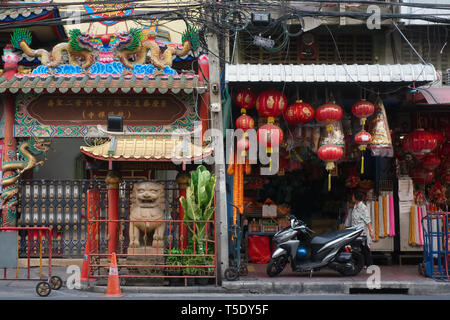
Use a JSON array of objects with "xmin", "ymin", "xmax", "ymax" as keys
[
  {"xmin": 117, "ymin": 26, "xmax": 199, "ymax": 70},
  {"xmin": 1, "ymin": 138, "xmax": 51, "ymax": 226},
  {"xmin": 10, "ymin": 28, "xmax": 94, "ymax": 70}
]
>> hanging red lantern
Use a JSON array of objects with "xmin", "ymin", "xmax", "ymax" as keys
[
  {"xmin": 235, "ymin": 89, "xmax": 256, "ymax": 114},
  {"xmin": 235, "ymin": 114, "xmax": 255, "ymax": 132},
  {"xmin": 237, "ymin": 137, "xmax": 250, "ymax": 157},
  {"xmin": 402, "ymin": 128, "xmax": 438, "ymax": 159},
  {"xmin": 439, "ymin": 143, "xmax": 450, "ymax": 160},
  {"xmin": 284, "ymin": 100, "xmax": 315, "ymax": 125},
  {"xmin": 429, "ymin": 130, "xmax": 445, "ymax": 148},
  {"xmin": 257, "ymin": 123, "xmax": 284, "ymax": 153},
  {"xmin": 422, "ymin": 155, "xmax": 441, "ymax": 171},
  {"xmin": 318, "ymin": 144, "xmax": 344, "ymax": 191},
  {"xmin": 256, "ymin": 90, "xmax": 288, "ymax": 123},
  {"xmin": 411, "ymin": 166, "xmax": 435, "ymax": 185},
  {"xmin": 315, "ymin": 102, "xmax": 343, "ymax": 132},
  {"xmin": 352, "ymin": 99, "xmax": 375, "ymax": 127},
  {"xmin": 354, "ymin": 130, "xmax": 372, "ymax": 174},
  {"xmin": 443, "ymin": 173, "xmax": 450, "ymax": 184}
]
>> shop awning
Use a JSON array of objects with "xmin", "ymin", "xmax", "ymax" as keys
[
  {"xmin": 410, "ymin": 87, "xmax": 450, "ymax": 105},
  {"xmin": 225, "ymin": 63, "xmax": 438, "ymax": 83},
  {"xmin": 0, "ymin": 74, "xmax": 206, "ymax": 94},
  {"xmin": 80, "ymin": 136, "xmax": 213, "ymax": 162}
]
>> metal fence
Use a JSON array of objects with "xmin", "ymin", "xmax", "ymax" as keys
[
  {"xmin": 86, "ymin": 186, "xmax": 217, "ymax": 286},
  {"xmin": 17, "ymin": 179, "xmax": 180, "ymax": 258}
]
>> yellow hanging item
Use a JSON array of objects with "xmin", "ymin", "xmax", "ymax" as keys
[{"xmin": 374, "ymin": 201, "xmax": 379, "ymax": 241}]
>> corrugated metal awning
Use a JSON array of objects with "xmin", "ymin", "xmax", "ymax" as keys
[{"xmin": 225, "ymin": 63, "xmax": 438, "ymax": 83}]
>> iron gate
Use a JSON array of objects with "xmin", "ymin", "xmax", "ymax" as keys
[{"xmin": 17, "ymin": 179, "xmax": 180, "ymax": 258}]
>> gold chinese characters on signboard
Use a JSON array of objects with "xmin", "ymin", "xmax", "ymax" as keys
[{"xmin": 26, "ymin": 94, "xmax": 187, "ymax": 126}]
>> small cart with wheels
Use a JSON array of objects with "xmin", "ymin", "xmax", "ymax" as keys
[
  {"xmin": 224, "ymin": 202, "xmax": 252, "ymax": 281},
  {"xmin": 0, "ymin": 227, "xmax": 63, "ymax": 297},
  {"xmin": 420, "ymin": 210, "xmax": 449, "ymax": 281}
]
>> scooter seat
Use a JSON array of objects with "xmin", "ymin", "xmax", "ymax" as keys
[{"xmin": 310, "ymin": 228, "xmax": 358, "ymax": 246}]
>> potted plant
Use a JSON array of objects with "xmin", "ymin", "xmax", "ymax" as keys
[
  {"xmin": 181, "ymin": 246, "xmax": 196, "ymax": 286},
  {"xmin": 180, "ymin": 165, "xmax": 216, "ymax": 255},
  {"xmin": 166, "ymin": 248, "xmax": 184, "ymax": 286}
]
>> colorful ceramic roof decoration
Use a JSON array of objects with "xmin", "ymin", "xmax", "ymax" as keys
[
  {"xmin": 0, "ymin": 74, "xmax": 206, "ymax": 94},
  {"xmin": 83, "ymin": 0, "xmax": 135, "ymax": 26},
  {"xmin": 9, "ymin": 25, "xmax": 199, "ymax": 76},
  {"xmin": 80, "ymin": 136, "xmax": 213, "ymax": 162}
]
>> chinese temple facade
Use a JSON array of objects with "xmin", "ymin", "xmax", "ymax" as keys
[{"xmin": 0, "ymin": 19, "xmax": 215, "ymax": 282}]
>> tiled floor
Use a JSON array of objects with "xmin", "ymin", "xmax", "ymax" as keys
[{"xmin": 242, "ymin": 263, "xmax": 441, "ymax": 283}]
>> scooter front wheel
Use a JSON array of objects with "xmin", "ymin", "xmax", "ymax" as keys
[{"xmin": 266, "ymin": 256, "xmax": 287, "ymax": 277}]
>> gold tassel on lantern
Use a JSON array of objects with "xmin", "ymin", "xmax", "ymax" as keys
[{"xmin": 326, "ymin": 162, "xmax": 335, "ymax": 191}]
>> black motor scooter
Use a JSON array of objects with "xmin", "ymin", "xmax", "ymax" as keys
[{"xmin": 267, "ymin": 215, "xmax": 366, "ymax": 277}]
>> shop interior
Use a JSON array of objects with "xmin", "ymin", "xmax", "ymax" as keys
[{"xmin": 227, "ymin": 83, "xmax": 449, "ymax": 266}]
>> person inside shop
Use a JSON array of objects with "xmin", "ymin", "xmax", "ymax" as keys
[{"xmin": 348, "ymin": 191, "xmax": 374, "ymax": 267}]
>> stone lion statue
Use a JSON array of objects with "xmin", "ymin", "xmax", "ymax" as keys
[{"xmin": 129, "ymin": 181, "xmax": 166, "ymax": 249}]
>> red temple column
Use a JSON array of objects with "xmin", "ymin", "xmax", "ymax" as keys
[
  {"xmin": 106, "ymin": 171, "xmax": 120, "ymax": 254},
  {"xmin": 2, "ymin": 45, "xmax": 18, "ymax": 226},
  {"xmin": 176, "ymin": 172, "xmax": 190, "ymax": 249}
]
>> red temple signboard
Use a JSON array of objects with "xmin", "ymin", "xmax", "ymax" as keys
[{"xmin": 26, "ymin": 94, "xmax": 187, "ymax": 126}]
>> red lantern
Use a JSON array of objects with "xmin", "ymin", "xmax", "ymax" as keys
[
  {"xmin": 315, "ymin": 102, "xmax": 343, "ymax": 132},
  {"xmin": 256, "ymin": 90, "xmax": 287, "ymax": 123},
  {"xmin": 318, "ymin": 144, "xmax": 344, "ymax": 191},
  {"xmin": 402, "ymin": 128, "xmax": 438, "ymax": 159},
  {"xmin": 237, "ymin": 137, "xmax": 250, "ymax": 157},
  {"xmin": 235, "ymin": 114, "xmax": 255, "ymax": 132},
  {"xmin": 422, "ymin": 155, "xmax": 441, "ymax": 171},
  {"xmin": 443, "ymin": 173, "xmax": 450, "ymax": 184},
  {"xmin": 354, "ymin": 130, "xmax": 372, "ymax": 174},
  {"xmin": 235, "ymin": 89, "xmax": 256, "ymax": 114},
  {"xmin": 429, "ymin": 130, "xmax": 445, "ymax": 148},
  {"xmin": 411, "ymin": 166, "xmax": 435, "ymax": 185},
  {"xmin": 257, "ymin": 123, "xmax": 284, "ymax": 153},
  {"xmin": 352, "ymin": 99, "xmax": 375, "ymax": 127},
  {"xmin": 284, "ymin": 100, "xmax": 315, "ymax": 125},
  {"xmin": 439, "ymin": 143, "xmax": 450, "ymax": 160}
]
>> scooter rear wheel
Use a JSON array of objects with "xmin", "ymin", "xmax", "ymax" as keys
[{"xmin": 266, "ymin": 256, "xmax": 287, "ymax": 277}]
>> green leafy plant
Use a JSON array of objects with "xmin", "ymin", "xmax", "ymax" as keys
[
  {"xmin": 180, "ymin": 165, "xmax": 216, "ymax": 254},
  {"xmin": 166, "ymin": 248, "xmax": 183, "ymax": 275}
]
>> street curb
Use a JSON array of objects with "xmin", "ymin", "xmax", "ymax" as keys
[
  {"xmin": 221, "ymin": 280, "xmax": 450, "ymax": 295},
  {"xmin": 85, "ymin": 285, "xmax": 228, "ymax": 294},
  {"xmin": 80, "ymin": 280, "xmax": 450, "ymax": 295}
]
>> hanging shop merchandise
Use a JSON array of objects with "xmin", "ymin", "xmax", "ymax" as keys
[{"xmin": 229, "ymin": 85, "xmax": 449, "ymax": 266}]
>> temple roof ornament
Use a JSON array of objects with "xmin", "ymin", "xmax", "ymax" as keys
[{"xmin": 9, "ymin": 25, "xmax": 199, "ymax": 76}]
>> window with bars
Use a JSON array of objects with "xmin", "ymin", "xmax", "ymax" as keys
[
  {"xmin": 239, "ymin": 33, "xmax": 374, "ymax": 64},
  {"xmin": 398, "ymin": 27, "xmax": 450, "ymax": 83}
]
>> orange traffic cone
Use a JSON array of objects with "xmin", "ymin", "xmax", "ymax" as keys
[
  {"xmin": 80, "ymin": 240, "xmax": 95, "ymax": 285},
  {"xmin": 103, "ymin": 252, "xmax": 124, "ymax": 298}
]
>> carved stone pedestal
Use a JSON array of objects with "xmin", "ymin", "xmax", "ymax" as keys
[{"xmin": 124, "ymin": 247, "xmax": 168, "ymax": 286}]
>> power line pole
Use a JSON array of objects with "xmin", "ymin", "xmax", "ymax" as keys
[{"xmin": 206, "ymin": 1, "xmax": 228, "ymax": 285}]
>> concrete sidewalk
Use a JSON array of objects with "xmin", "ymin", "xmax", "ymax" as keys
[
  {"xmin": 85, "ymin": 264, "xmax": 450, "ymax": 296},
  {"xmin": 221, "ymin": 264, "xmax": 450, "ymax": 295},
  {"xmin": 2, "ymin": 264, "xmax": 449, "ymax": 296}
]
